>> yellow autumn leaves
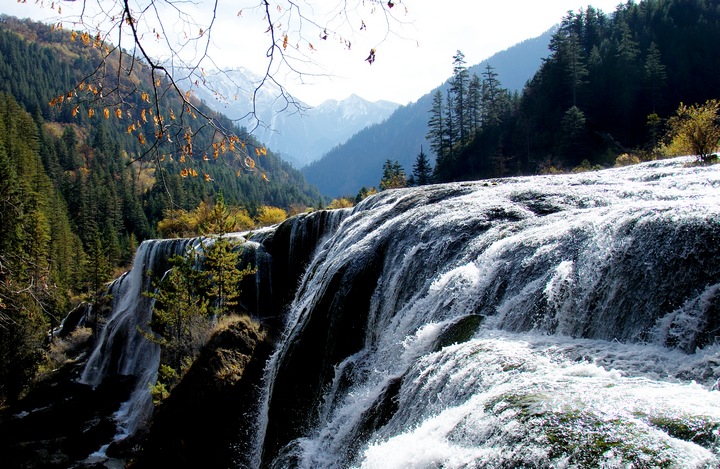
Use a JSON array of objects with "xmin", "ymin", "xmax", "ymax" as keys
[{"xmin": 48, "ymin": 23, "xmax": 270, "ymax": 185}]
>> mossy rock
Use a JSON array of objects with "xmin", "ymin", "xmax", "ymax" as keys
[{"xmin": 433, "ymin": 314, "xmax": 484, "ymax": 351}]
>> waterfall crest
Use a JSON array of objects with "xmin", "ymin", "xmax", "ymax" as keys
[{"xmin": 259, "ymin": 157, "xmax": 720, "ymax": 468}]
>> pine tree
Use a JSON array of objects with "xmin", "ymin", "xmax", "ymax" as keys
[
  {"xmin": 379, "ymin": 159, "xmax": 407, "ymax": 190},
  {"xmin": 412, "ymin": 146, "xmax": 432, "ymax": 186},
  {"xmin": 558, "ymin": 106, "xmax": 589, "ymax": 166},
  {"xmin": 450, "ymin": 50, "xmax": 471, "ymax": 146},
  {"xmin": 468, "ymin": 73, "xmax": 482, "ymax": 134},
  {"xmin": 481, "ymin": 64, "xmax": 504, "ymax": 127},
  {"xmin": 145, "ymin": 247, "xmax": 210, "ymax": 370},
  {"xmin": 563, "ymin": 31, "xmax": 588, "ymax": 107},
  {"xmin": 615, "ymin": 20, "xmax": 640, "ymax": 141},
  {"xmin": 444, "ymin": 91, "xmax": 457, "ymax": 154},
  {"xmin": 201, "ymin": 236, "xmax": 255, "ymax": 317},
  {"xmin": 199, "ymin": 192, "xmax": 236, "ymax": 235},
  {"xmin": 644, "ymin": 42, "xmax": 666, "ymax": 114},
  {"xmin": 426, "ymin": 90, "xmax": 447, "ymax": 161}
]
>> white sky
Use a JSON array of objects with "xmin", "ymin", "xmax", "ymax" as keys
[{"xmin": 3, "ymin": 1, "xmax": 622, "ymax": 106}]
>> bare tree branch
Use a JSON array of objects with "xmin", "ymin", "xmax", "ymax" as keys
[{"xmin": 35, "ymin": 0, "xmax": 411, "ymax": 171}]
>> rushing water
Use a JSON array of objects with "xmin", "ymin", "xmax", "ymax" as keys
[
  {"xmin": 80, "ymin": 238, "xmax": 198, "ymax": 439},
  {"xmin": 81, "ymin": 157, "xmax": 720, "ymax": 467},
  {"xmin": 257, "ymin": 157, "xmax": 720, "ymax": 468}
]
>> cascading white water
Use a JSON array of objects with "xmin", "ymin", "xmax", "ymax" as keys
[
  {"xmin": 81, "ymin": 238, "xmax": 197, "ymax": 439},
  {"xmin": 77, "ymin": 215, "xmax": 343, "ymax": 455},
  {"xmin": 258, "ymin": 157, "xmax": 720, "ymax": 468}
]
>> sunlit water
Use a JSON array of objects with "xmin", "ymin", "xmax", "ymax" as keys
[
  {"xmin": 80, "ymin": 157, "xmax": 720, "ymax": 467},
  {"xmin": 258, "ymin": 157, "xmax": 720, "ymax": 468}
]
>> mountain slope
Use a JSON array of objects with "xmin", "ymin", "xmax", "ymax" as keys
[
  {"xmin": 0, "ymin": 15, "xmax": 323, "ymax": 303},
  {"xmin": 302, "ymin": 29, "xmax": 555, "ymax": 197},
  {"xmin": 189, "ymin": 69, "xmax": 399, "ymax": 167}
]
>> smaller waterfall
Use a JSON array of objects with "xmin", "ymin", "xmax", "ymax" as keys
[
  {"xmin": 81, "ymin": 238, "xmax": 197, "ymax": 439},
  {"xmin": 78, "ymin": 211, "xmax": 348, "ymax": 450}
]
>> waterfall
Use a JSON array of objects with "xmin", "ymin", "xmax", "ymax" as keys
[
  {"xmin": 80, "ymin": 238, "xmax": 197, "ymax": 439},
  {"xmin": 78, "ymin": 209, "xmax": 349, "ymax": 449},
  {"xmin": 257, "ymin": 157, "xmax": 720, "ymax": 468},
  {"xmin": 76, "ymin": 157, "xmax": 720, "ymax": 467}
]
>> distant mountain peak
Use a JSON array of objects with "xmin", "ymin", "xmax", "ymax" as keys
[{"xmin": 188, "ymin": 69, "xmax": 400, "ymax": 167}]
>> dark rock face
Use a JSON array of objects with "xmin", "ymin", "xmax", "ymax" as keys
[
  {"xmin": 243, "ymin": 210, "xmax": 350, "ymax": 334},
  {"xmin": 0, "ymin": 357, "xmax": 135, "ymax": 468},
  {"xmin": 262, "ymin": 248, "xmax": 388, "ymax": 463},
  {"xmin": 134, "ymin": 316, "xmax": 272, "ymax": 468}
]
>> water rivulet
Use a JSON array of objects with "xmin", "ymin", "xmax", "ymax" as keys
[{"xmin": 86, "ymin": 157, "xmax": 720, "ymax": 467}]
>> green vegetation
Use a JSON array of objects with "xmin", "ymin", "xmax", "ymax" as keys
[
  {"xmin": 144, "ymin": 237, "xmax": 256, "ymax": 400},
  {"xmin": 0, "ymin": 16, "xmax": 318, "ymax": 405},
  {"xmin": 0, "ymin": 92, "xmax": 80, "ymax": 402},
  {"xmin": 662, "ymin": 100, "xmax": 720, "ymax": 163},
  {"xmin": 647, "ymin": 413, "xmax": 720, "ymax": 448},
  {"xmin": 157, "ymin": 197, "xmax": 290, "ymax": 238},
  {"xmin": 144, "ymin": 197, "xmax": 256, "ymax": 399},
  {"xmin": 482, "ymin": 390, "xmax": 720, "ymax": 467},
  {"xmin": 428, "ymin": 0, "xmax": 720, "ymax": 182},
  {"xmin": 411, "ymin": 146, "xmax": 433, "ymax": 186},
  {"xmin": 379, "ymin": 159, "xmax": 408, "ymax": 190}
]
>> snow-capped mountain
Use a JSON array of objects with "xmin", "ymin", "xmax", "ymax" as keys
[{"xmin": 185, "ymin": 69, "xmax": 399, "ymax": 167}]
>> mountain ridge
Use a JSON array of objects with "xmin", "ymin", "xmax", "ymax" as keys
[{"xmin": 189, "ymin": 70, "xmax": 400, "ymax": 167}]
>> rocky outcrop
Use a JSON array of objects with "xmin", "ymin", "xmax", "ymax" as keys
[{"xmin": 133, "ymin": 315, "xmax": 272, "ymax": 468}]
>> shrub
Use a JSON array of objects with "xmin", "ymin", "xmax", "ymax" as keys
[
  {"xmin": 327, "ymin": 197, "xmax": 355, "ymax": 209},
  {"xmin": 614, "ymin": 153, "xmax": 641, "ymax": 167},
  {"xmin": 255, "ymin": 206, "xmax": 287, "ymax": 227},
  {"xmin": 664, "ymin": 100, "xmax": 720, "ymax": 163}
]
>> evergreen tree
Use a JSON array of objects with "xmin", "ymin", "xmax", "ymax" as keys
[
  {"xmin": 467, "ymin": 73, "xmax": 483, "ymax": 134},
  {"xmin": 558, "ymin": 106, "xmax": 589, "ymax": 166},
  {"xmin": 426, "ymin": 90, "xmax": 447, "ymax": 162},
  {"xmin": 481, "ymin": 64, "xmax": 504, "ymax": 127},
  {"xmin": 563, "ymin": 31, "xmax": 588, "ymax": 107},
  {"xmin": 644, "ymin": 42, "xmax": 666, "ymax": 114},
  {"xmin": 615, "ymin": 20, "xmax": 641, "ymax": 141},
  {"xmin": 201, "ymin": 236, "xmax": 255, "ymax": 317},
  {"xmin": 450, "ymin": 51, "xmax": 471, "ymax": 146},
  {"xmin": 145, "ymin": 246, "xmax": 210, "ymax": 371},
  {"xmin": 412, "ymin": 146, "xmax": 432, "ymax": 185},
  {"xmin": 444, "ymin": 90, "xmax": 457, "ymax": 154},
  {"xmin": 199, "ymin": 192, "xmax": 235, "ymax": 235},
  {"xmin": 60, "ymin": 126, "xmax": 81, "ymax": 170},
  {"xmin": 379, "ymin": 159, "xmax": 407, "ymax": 190}
]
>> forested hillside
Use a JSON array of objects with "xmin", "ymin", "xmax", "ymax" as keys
[
  {"xmin": 433, "ymin": 0, "xmax": 720, "ymax": 181},
  {"xmin": 302, "ymin": 29, "xmax": 554, "ymax": 196},
  {"xmin": 0, "ymin": 16, "xmax": 320, "ymax": 402}
]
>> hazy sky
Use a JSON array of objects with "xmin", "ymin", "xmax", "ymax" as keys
[{"xmin": 3, "ymin": 1, "xmax": 622, "ymax": 106}]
